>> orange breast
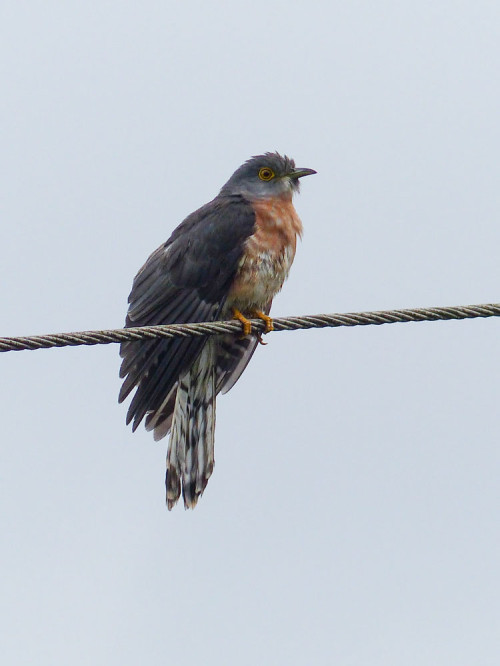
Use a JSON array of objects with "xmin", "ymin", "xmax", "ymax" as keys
[{"xmin": 227, "ymin": 196, "xmax": 303, "ymax": 310}]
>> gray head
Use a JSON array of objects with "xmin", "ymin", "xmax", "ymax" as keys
[{"xmin": 220, "ymin": 152, "xmax": 316, "ymax": 200}]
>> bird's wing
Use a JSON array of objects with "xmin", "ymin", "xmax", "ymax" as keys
[{"xmin": 119, "ymin": 195, "xmax": 256, "ymax": 432}]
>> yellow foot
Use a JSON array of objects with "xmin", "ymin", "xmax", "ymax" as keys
[
  {"xmin": 251, "ymin": 310, "xmax": 274, "ymax": 334},
  {"xmin": 250, "ymin": 310, "xmax": 274, "ymax": 345},
  {"xmin": 232, "ymin": 308, "xmax": 252, "ymax": 337}
]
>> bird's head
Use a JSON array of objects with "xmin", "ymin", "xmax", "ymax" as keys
[{"xmin": 220, "ymin": 152, "xmax": 316, "ymax": 200}]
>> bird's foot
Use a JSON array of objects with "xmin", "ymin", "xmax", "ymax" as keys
[
  {"xmin": 232, "ymin": 308, "xmax": 252, "ymax": 337},
  {"xmin": 251, "ymin": 310, "xmax": 274, "ymax": 345},
  {"xmin": 232, "ymin": 308, "xmax": 274, "ymax": 342},
  {"xmin": 251, "ymin": 310, "xmax": 274, "ymax": 334}
]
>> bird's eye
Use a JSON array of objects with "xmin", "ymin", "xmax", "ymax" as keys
[{"xmin": 258, "ymin": 167, "xmax": 275, "ymax": 181}]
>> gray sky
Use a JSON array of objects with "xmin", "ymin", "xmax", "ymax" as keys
[{"xmin": 1, "ymin": 2, "xmax": 500, "ymax": 664}]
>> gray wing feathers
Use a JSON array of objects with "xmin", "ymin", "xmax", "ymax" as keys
[
  {"xmin": 119, "ymin": 195, "xmax": 256, "ymax": 437},
  {"xmin": 215, "ymin": 334, "xmax": 260, "ymax": 394},
  {"xmin": 215, "ymin": 301, "xmax": 271, "ymax": 394}
]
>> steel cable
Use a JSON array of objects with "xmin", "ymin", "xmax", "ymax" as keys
[{"xmin": 0, "ymin": 302, "xmax": 498, "ymax": 353}]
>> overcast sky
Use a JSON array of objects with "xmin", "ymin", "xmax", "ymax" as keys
[{"xmin": 1, "ymin": 2, "xmax": 500, "ymax": 664}]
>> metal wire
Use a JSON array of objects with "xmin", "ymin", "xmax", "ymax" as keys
[{"xmin": 0, "ymin": 302, "xmax": 498, "ymax": 353}]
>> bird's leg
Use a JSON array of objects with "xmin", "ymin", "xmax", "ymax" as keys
[{"xmin": 232, "ymin": 308, "xmax": 252, "ymax": 337}]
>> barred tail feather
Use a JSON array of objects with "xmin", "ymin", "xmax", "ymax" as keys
[{"xmin": 165, "ymin": 341, "xmax": 216, "ymax": 510}]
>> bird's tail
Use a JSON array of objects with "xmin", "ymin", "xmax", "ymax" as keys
[{"xmin": 166, "ymin": 341, "xmax": 216, "ymax": 510}]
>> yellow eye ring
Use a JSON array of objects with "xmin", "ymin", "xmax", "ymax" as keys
[{"xmin": 258, "ymin": 167, "xmax": 275, "ymax": 181}]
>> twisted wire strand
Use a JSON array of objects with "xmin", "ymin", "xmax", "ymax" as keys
[{"xmin": 0, "ymin": 302, "xmax": 498, "ymax": 354}]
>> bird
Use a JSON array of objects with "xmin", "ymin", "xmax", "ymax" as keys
[{"xmin": 119, "ymin": 152, "xmax": 316, "ymax": 509}]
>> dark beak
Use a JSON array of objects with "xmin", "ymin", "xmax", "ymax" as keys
[{"xmin": 289, "ymin": 167, "xmax": 317, "ymax": 179}]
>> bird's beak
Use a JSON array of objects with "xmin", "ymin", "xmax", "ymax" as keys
[{"xmin": 289, "ymin": 167, "xmax": 317, "ymax": 179}]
